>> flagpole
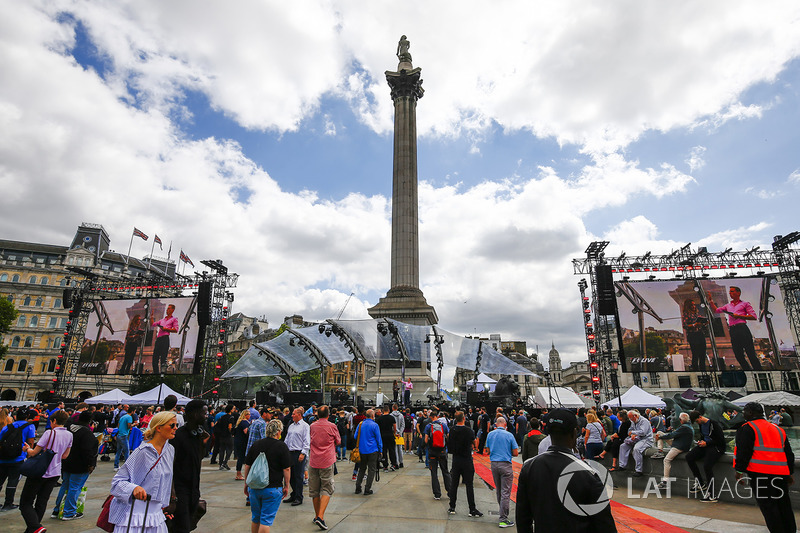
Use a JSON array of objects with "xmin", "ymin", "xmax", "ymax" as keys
[
  {"xmin": 126, "ymin": 229, "xmax": 134, "ymax": 265},
  {"xmin": 147, "ymin": 235, "xmax": 156, "ymax": 270}
]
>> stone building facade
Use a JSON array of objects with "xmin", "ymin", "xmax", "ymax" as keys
[{"xmin": 0, "ymin": 223, "xmax": 177, "ymax": 402}]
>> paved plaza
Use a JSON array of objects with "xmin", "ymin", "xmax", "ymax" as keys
[{"xmin": 4, "ymin": 450, "xmax": 798, "ymax": 533}]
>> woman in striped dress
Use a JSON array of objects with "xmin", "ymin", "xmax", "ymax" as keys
[{"xmin": 108, "ymin": 411, "xmax": 176, "ymax": 532}]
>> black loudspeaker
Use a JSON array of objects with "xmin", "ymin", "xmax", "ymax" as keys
[
  {"xmin": 596, "ymin": 264, "xmax": 617, "ymax": 316},
  {"xmin": 197, "ymin": 282, "xmax": 212, "ymax": 327},
  {"xmin": 63, "ymin": 289, "xmax": 73, "ymax": 309},
  {"xmin": 284, "ymin": 391, "xmax": 323, "ymax": 406},
  {"xmin": 256, "ymin": 391, "xmax": 270, "ymax": 405}
]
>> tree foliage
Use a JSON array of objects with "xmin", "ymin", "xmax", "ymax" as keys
[{"xmin": 0, "ymin": 298, "xmax": 19, "ymax": 360}]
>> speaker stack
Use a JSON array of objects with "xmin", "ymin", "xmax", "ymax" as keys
[{"xmin": 595, "ymin": 264, "xmax": 617, "ymax": 316}]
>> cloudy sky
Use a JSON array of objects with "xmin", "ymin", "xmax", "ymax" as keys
[{"xmin": 2, "ymin": 1, "xmax": 800, "ymax": 371}]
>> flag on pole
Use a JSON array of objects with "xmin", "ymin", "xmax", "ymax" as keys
[
  {"xmin": 154, "ymin": 235, "xmax": 163, "ymax": 250},
  {"xmin": 133, "ymin": 228, "xmax": 149, "ymax": 241},
  {"xmin": 180, "ymin": 250, "xmax": 194, "ymax": 267}
]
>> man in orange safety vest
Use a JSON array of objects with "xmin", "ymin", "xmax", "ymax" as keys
[{"xmin": 734, "ymin": 402, "xmax": 794, "ymax": 533}]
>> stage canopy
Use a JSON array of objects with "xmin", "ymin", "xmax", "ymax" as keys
[
  {"xmin": 466, "ymin": 373, "xmax": 498, "ymax": 392},
  {"xmin": 127, "ymin": 384, "xmax": 191, "ymax": 406},
  {"xmin": 222, "ymin": 318, "xmax": 535, "ymax": 381},
  {"xmin": 85, "ymin": 388, "xmax": 133, "ymax": 405},
  {"xmin": 534, "ymin": 386, "xmax": 586, "ymax": 409},
  {"xmin": 605, "ymin": 385, "xmax": 667, "ymax": 408}
]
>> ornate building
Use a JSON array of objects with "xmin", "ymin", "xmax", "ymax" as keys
[
  {"xmin": 0, "ymin": 223, "xmax": 176, "ymax": 402},
  {"xmin": 548, "ymin": 342, "xmax": 563, "ymax": 383}
]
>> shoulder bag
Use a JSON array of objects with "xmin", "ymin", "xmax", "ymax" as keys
[
  {"xmin": 350, "ymin": 422, "xmax": 363, "ymax": 463},
  {"xmin": 19, "ymin": 428, "xmax": 56, "ymax": 478}
]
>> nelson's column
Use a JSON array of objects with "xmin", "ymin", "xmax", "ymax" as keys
[{"xmin": 367, "ymin": 36, "xmax": 438, "ymax": 400}]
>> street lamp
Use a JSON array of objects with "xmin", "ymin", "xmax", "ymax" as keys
[{"xmin": 22, "ymin": 366, "xmax": 33, "ymax": 401}]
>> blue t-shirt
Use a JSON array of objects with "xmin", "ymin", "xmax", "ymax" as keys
[
  {"xmin": 485, "ymin": 427, "xmax": 519, "ymax": 462},
  {"xmin": 118, "ymin": 414, "xmax": 133, "ymax": 436},
  {"xmin": 0, "ymin": 421, "xmax": 37, "ymax": 463}
]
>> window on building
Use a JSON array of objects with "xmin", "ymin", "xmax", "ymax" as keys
[
  {"xmin": 53, "ymin": 298, "xmax": 61, "ymax": 308},
  {"xmin": 677, "ymin": 375, "xmax": 692, "ymax": 388},
  {"xmin": 17, "ymin": 359, "xmax": 27, "ymax": 372},
  {"xmin": 17, "ymin": 316, "xmax": 26, "ymax": 327},
  {"xmin": 30, "ymin": 316, "xmax": 38, "ymax": 327},
  {"xmin": 48, "ymin": 317, "xmax": 57, "ymax": 328},
  {"xmin": 52, "ymin": 337, "xmax": 61, "ymax": 349},
  {"xmin": 649, "ymin": 372, "xmax": 661, "ymax": 386},
  {"xmin": 40, "ymin": 277, "xmax": 48, "ymax": 285},
  {"xmin": 5, "ymin": 295, "xmax": 12, "ymax": 303},
  {"xmin": 756, "ymin": 373, "xmax": 774, "ymax": 391},
  {"xmin": 632, "ymin": 372, "xmax": 642, "ymax": 387},
  {"xmin": 12, "ymin": 274, "xmax": 20, "ymax": 282},
  {"xmin": 3, "ymin": 359, "xmax": 13, "ymax": 372},
  {"xmin": 35, "ymin": 297, "xmax": 42, "ymax": 307},
  {"xmin": 59, "ymin": 278, "xmax": 68, "ymax": 286},
  {"xmin": 0, "ymin": 274, "xmax": 6, "ymax": 281},
  {"xmin": 23, "ymin": 337, "xmax": 32, "ymax": 348},
  {"xmin": 787, "ymin": 372, "xmax": 800, "ymax": 391},
  {"xmin": 36, "ymin": 258, "xmax": 44, "ymax": 264},
  {"xmin": 28, "ymin": 276, "xmax": 36, "ymax": 284},
  {"xmin": 48, "ymin": 359, "xmax": 56, "ymax": 373},
  {"xmin": 40, "ymin": 362, "xmax": 47, "ymax": 372},
  {"xmin": 59, "ymin": 318, "xmax": 67, "ymax": 328},
  {"xmin": 23, "ymin": 296, "xmax": 31, "ymax": 306},
  {"xmin": 11, "ymin": 336, "xmax": 20, "ymax": 347}
]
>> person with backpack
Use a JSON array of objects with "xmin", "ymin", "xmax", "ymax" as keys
[
  {"xmin": 0, "ymin": 409, "xmax": 36, "ymax": 512},
  {"xmin": 244, "ymin": 419, "xmax": 292, "ymax": 532},
  {"xmin": 424, "ymin": 411, "xmax": 451, "ymax": 501},
  {"xmin": 335, "ymin": 411, "xmax": 349, "ymax": 461}
]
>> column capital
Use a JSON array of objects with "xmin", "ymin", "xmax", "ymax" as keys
[{"xmin": 385, "ymin": 67, "xmax": 424, "ymax": 101}]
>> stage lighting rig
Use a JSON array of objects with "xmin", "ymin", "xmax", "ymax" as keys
[{"xmin": 200, "ymin": 259, "xmax": 228, "ymax": 275}]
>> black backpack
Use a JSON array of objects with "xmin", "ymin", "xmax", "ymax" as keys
[{"xmin": 0, "ymin": 422, "xmax": 32, "ymax": 460}]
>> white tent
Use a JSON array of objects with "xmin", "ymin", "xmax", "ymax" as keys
[
  {"xmin": 534, "ymin": 386, "xmax": 586, "ymax": 409},
  {"xmin": 731, "ymin": 391, "xmax": 800, "ymax": 407},
  {"xmin": 605, "ymin": 385, "xmax": 666, "ymax": 408},
  {"xmin": 466, "ymin": 373, "xmax": 497, "ymax": 393},
  {"xmin": 85, "ymin": 388, "xmax": 133, "ymax": 405},
  {"xmin": 127, "ymin": 384, "xmax": 191, "ymax": 406}
]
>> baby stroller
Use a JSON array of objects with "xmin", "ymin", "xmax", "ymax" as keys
[{"xmin": 98, "ymin": 427, "xmax": 118, "ymax": 462}]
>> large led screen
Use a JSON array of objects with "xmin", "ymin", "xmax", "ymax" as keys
[
  {"xmin": 615, "ymin": 276, "xmax": 798, "ymax": 373},
  {"xmin": 80, "ymin": 296, "xmax": 202, "ymax": 375}
]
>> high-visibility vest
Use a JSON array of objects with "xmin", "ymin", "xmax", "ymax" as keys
[{"xmin": 734, "ymin": 419, "xmax": 790, "ymax": 476}]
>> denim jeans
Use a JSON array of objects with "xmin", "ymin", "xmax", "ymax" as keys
[
  {"xmin": 52, "ymin": 471, "xmax": 90, "ymax": 518},
  {"xmin": 115, "ymin": 433, "xmax": 130, "ymax": 468}
]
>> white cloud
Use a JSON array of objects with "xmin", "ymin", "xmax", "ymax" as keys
[
  {"xmin": 744, "ymin": 187, "xmax": 783, "ymax": 199},
  {"xmin": 1, "ymin": 1, "xmax": 797, "ymax": 369},
  {"xmin": 686, "ymin": 146, "xmax": 707, "ymax": 173},
  {"xmin": 789, "ymin": 168, "xmax": 800, "ymax": 183}
]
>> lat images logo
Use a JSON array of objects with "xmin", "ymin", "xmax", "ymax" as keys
[{"xmin": 557, "ymin": 458, "xmax": 614, "ymax": 516}]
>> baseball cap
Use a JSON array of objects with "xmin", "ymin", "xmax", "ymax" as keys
[{"xmin": 547, "ymin": 409, "xmax": 577, "ymax": 432}]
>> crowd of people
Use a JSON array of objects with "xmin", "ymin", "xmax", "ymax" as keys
[{"xmin": 0, "ymin": 397, "xmax": 795, "ymax": 532}]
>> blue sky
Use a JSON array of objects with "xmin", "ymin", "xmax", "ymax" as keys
[{"xmin": 1, "ymin": 1, "xmax": 799, "ymax": 376}]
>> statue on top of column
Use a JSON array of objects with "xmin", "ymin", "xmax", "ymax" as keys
[{"xmin": 396, "ymin": 35, "xmax": 412, "ymax": 63}]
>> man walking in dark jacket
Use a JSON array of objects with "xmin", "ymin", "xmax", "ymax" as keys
[
  {"xmin": 686, "ymin": 410, "xmax": 726, "ymax": 501},
  {"xmin": 170, "ymin": 400, "xmax": 209, "ymax": 533},
  {"xmin": 516, "ymin": 409, "xmax": 616, "ymax": 532},
  {"xmin": 51, "ymin": 410, "xmax": 97, "ymax": 520}
]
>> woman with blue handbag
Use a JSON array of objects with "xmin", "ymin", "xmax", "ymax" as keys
[{"xmin": 19, "ymin": 409, "xmax": 73, "ymax": 533}]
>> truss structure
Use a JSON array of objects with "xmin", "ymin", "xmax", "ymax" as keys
[{"xmin": 572, "ymin": 237, "xmax": 800, "ymax": 394}]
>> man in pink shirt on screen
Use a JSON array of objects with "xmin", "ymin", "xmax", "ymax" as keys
[
  {"xmin": 151, "ymin": 304, "xmax": 179, "ymax": 374},
  {"xmin": 708, "ymin": 286, "xmax": 762, "ymax": 370}
]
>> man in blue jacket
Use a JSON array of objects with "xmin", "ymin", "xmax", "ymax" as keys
[{"xmin": 353, "ymin": 409, "xmax": 382, "ymax": 495}]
